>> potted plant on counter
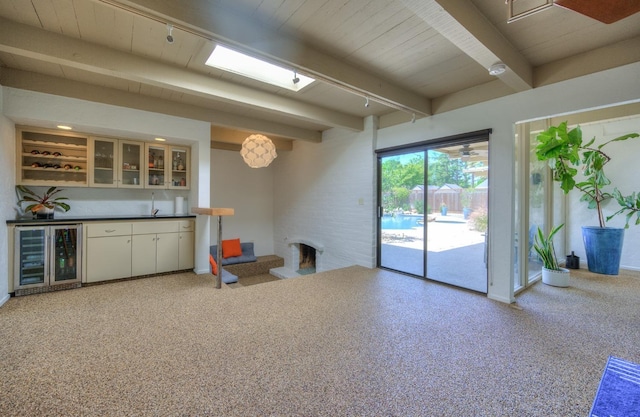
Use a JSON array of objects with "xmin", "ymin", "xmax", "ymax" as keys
[
  {"xmin": 535, "ymin": 122, "xmax": 640, "ymax": 275},
  {"xmin": 16, "ymin": 185, "xmax": 70, "ymax": 219},
  {"xmin": 532, "ymin": 224, "xmax": 569, "ymax": 287}
]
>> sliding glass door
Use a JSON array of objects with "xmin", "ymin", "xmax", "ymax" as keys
[
  {"xmin": 379, "ymin": 152, "xmax": 426, "ymax": 276},
  {"xmin": 378, "ymin": 133, "xmax": 490, "ymax": 293},
  {"xmin": 425, "ymin": 146, "xmax": 488, "ymax": 293}
]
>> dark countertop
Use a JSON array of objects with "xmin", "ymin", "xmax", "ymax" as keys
[{"xmin": 7, "ymin": 214, "xmax": 196, "ymax": 225}]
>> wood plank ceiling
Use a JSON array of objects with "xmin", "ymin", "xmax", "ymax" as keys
[{"xmin": 0, "ymin": 0, "xmax": 638, "ymax": 146}]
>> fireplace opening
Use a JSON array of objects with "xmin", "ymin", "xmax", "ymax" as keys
[{"xmin": 297, "ymin": 243, "xmax": 316, "ymax": 275}]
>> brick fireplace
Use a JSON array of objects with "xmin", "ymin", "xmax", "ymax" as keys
[{"xmin": 270, "ymin": 238, "xmax": 324, "ymax": 279}]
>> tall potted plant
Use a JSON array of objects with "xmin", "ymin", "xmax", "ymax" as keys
[
  {"xmin": 535, "ymin": 122, "xmax": 640, "ymax": 275},
  {"xmin": 532, "ymin": 224, "xmax": 569, "ymax": 287}
]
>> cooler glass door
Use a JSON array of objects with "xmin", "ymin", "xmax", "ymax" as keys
[{"xmin": 15, "ymin": 227, "xmax": 47, "ymax": 288}]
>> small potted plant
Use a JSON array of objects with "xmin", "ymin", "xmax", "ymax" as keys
[
  {"xmin": 535, "ymin": 122, "xmax": 640, "ymax": 275},
  {"xmin": 461, "ymin": 188, "xmax": 473, "ymax": 219},
  {"xmin": 532, "ymin": 223, "xmax": 569, "ymax": 287},
  {"xmin": 16, "ymin": 185, "xmax": 70, "ymax": 219},
  {"xmin": 440, "ymin": 202, "xmax": 448, "ymax": 216}
]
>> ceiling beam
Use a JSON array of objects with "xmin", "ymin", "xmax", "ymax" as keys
[
  {"xmin": 0, "ymin": 68, "xmax": 323, "ymax": 142},
  {"xmin": 535, "ymin": 35, "xmax": 640, "ymax": 87},
  {"xmin": 103, "ymin": 0, "xmax": 432, "ymax": 116},
  {"xmin": 400, "ymin": 0, "xmax": 533, "ymax": 93},
  {"xmin": 0, "ymin": 16, "xmax": 361, "ymax": 132},
  {"xmin": 210, "ymin": 126, "xmax": 294, "ymax": 151}
]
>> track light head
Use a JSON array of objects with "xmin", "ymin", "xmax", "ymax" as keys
[
  {"xmin": 292, "ymin": 70, "xmax": 300, "ymax": 85},
  {"xmin": 365, "ymin": 97, "xmax": 370, "ymax": 108},
  {"xmin": 166, "ymin": 24, "xmax": 174, "ymax": 44}
]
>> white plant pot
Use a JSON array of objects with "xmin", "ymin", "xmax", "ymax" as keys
[{"xmin": 542, "ymin": 267, "xmax": 570, "ymax": 288}]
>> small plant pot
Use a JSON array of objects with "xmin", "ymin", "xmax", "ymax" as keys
[
  {"xmin": 542, "ymin": 267, "xmax": 570, "ymax": 287},
  {"xmin": 34, "ymin": 207, "xmax": 54, "ymax": 219}
]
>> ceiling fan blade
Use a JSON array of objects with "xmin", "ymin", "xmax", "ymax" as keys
[{"xmin": 554, "ymin": 0, "xmax": 640, "ymax": 24}]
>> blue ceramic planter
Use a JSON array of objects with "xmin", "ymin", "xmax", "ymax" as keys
[{"xmin": 582, "ymin": 226, "xmax": 625, "ymax": 275}]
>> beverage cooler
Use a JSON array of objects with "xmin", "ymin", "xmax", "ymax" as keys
[{"xmin": 14, "ymin": 224, "xmax": 82, "ymax": 295}]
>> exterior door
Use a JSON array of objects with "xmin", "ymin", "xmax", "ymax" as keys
[
  {"xmin": 377, "ymin": 132, "xmax": 490, "ymax": 293},
  {"xmin": 379, "ymin": 152, "xmax": 426, "ymax": 276}
]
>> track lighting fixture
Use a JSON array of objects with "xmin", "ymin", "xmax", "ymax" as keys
[
  {"xmin": 364, "ymin": 97, "xmax": 370, "ymax": 108},
  {"xmin": 166, "ymin": 24, "xmax": 174, "ymax": 44},
  {"xmin": 292, "ymin": 70, "xmax": 300, "ymax": 85},
  {"xmin": 411, "ymin": 113, "xmax": 416, "ymax": 123}
]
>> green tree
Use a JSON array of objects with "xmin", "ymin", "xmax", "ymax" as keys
[{"xmin": 427, "ymin": 152, "xmax": 478, "ymax": 188}]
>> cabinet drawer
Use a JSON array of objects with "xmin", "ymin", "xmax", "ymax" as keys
[
  {"xmin": 86, "ymin": 223, "xmax": 132, "ymax": 237},
  {"xmin": 132, "ymin": 221, "xmax": 178, "ymax": 235},
  {"xmin": 178, "ymin": 220, "xmax": 194, "ymax": 232}
]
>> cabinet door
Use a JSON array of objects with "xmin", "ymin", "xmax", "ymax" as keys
[
  {"xmin": 145, "ymin": 143, "xmax": 168, "ymax": 188},
  {"xmin": 156, "ymin": 233, "xmax": 180, "ymax": 273},
  {"xmin": 178, "ymin": 231, "xmax": 194, "ymax": 270},
  {"xmin": 131, "ymin": 234, "xmax": 158, "ymax": 276},
  {"xmin": 168, "ymin": 146, "xmax": 190, "ymax": 190},
  {"xmin": 119, "ymin": 140, "xmax": 144, "ymax": 188},
  {"xmin": 89, "ymin": 137, "xmax": 118, "ymax": 187},
  {"xmin": 86, "ymin": 236, "xmax": 132, "ymax": 282},
  {"xmin": 14, "ymin": 227, "xmax": 47, "ymax": 288},
  {"xmin": 51, "ymin": 226, "xmax": 81, "ymax": 284}
]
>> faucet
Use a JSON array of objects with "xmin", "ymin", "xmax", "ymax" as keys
[{"xmin": 151, "ymin": 192, "xmax": 159, "ymax": 216}]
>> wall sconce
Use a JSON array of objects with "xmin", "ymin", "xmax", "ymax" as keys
[{"xmin": 240, "ymin": 134, "xmax": 277, "ymax": 168}]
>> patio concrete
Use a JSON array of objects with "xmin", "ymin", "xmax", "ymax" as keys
[{"xmin": 381, "ymin": 216, "xmax": 487, "ymax": 292}]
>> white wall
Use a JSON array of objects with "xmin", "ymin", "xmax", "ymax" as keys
[
  {"xmin": 377, "ymin": 62, "xmax": 640, "ymax": 302},
  {"xmin": 1, "ymin": 88, "xmax": 213, "ymax": 303},
  {"xmin": 564, "ymin": 115, "xmax": 640, "ymax": 270},
  {"xmin": 273, "ymin": 117, "xmax": 377, "ymax": 271},
  {"xmin": 210, "ymin": 148, "xmax": 275, "ymax": 256},
  {"xmin": 0, "ymin": 87, "xmax": 14, "ymax": 306}
]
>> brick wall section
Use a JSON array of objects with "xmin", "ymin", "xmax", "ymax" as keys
[{"xmin": 273, "ymin": 118, "xmax": 377, "ymax": 272}]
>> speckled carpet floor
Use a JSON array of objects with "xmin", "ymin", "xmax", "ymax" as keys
[
  {"xmin": 1, "ymin": 266, "xmax": 639, "ymax": 416},
  {"xmin": 226, "ymin": 273, "xmax": 280, "ymax": 288}
]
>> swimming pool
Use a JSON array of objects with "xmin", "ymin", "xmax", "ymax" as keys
[{"xmin": 381, "ymin": 214, "xmax": 423, "ymax": 229}]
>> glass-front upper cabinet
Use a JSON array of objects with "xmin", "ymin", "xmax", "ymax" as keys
[
  {"xmin": 169, "ymin": 146, "xmax": 190, "ymax": 190},
  {"xmin": 89, "ymin": 137, "xmax": 117, "ymax": 187},
  {"xmin": 146, "ymin": 143, "xmax": 168, "ymax": 188},
  {"xmin": 145, "ymin": 143, "xmax": 190, "ymax": 189},
  {"xmin": 119, "ymin": 140, "xmax": 144, "ymax": 188}
]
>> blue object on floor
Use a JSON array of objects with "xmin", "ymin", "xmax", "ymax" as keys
[
  {"xmin": 590, "ymin": 356, "xmax": 640, "ymax": 417},
  {"xmin": 220, "ymin": 268, "xmax": 238, "ymax": 284}
]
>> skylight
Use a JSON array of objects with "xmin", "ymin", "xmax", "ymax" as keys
[{"xmin": 205, "ymin": 45, "xmax": 314, "ymax": 92}]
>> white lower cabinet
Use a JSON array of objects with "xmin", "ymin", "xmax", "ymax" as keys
[
  {"xmin": 86, "ymin": 223, "xmax": 132, "ymax": 283},
  {"xmin": 131, "ymin": 221, "xmax": 179, "ymax": 276},
  {"xmin": 178, "ymin": 221, "xmax": 195, "ymax": 270},
  {"xmin": 85, "ymin": 219, "xmax": 194, "ymax": 283}
]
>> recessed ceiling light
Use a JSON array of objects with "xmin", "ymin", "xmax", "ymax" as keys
[
  {"xmin": 57, "ymin": 125, "xmax": 73, "ymax": 130},
  {"xmin": 154, "ymin": 137, "xmax": 166, "ymax": 142},
  {"xmin": 205, "ymin": 45, "xmax": 314, "ymax": 92}
]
